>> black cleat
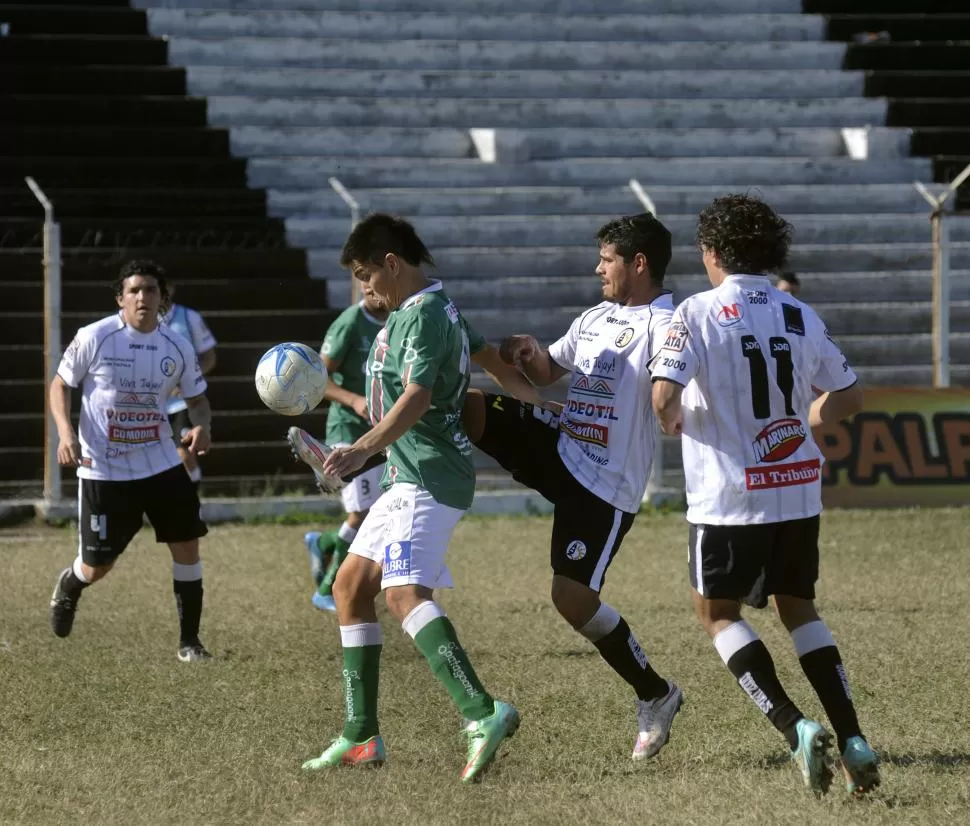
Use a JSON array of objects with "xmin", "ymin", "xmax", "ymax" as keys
[{"xmin": 50, "ymin": 567, "xmax": 80, "ymax": 638}]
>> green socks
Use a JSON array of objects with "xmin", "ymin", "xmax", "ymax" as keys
[{"xmin": 339, "ymin": 623, "xmax": 383, "ymax": 742}]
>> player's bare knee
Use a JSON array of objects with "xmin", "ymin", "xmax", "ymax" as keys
[
  {"xmin": 333, "ymin": 556, "xmax": 381, "ymax": 608},
  {"xmin": 383, "ymin": 585, "xmax": 432, "ymax": 624},
  {"xmin": 693, "ymin": 592, "xmax": 741, "ymax": 636},
  {"xmin": 773, "ymin": 595, "xmax": 819, "ymax": 632},
  {"xmin": 551, "ymin": 575, "xmax": 599, "ymax": 629},
  {"xmin": 87, "ymin": 562, "xmax": 115, "ymax": 583},
  {"xmin": 461, "ymin": 389, "xmax": 486, "ymax": 443},
  {"xmin": 168, "ymin": 540, "xmax": 200, "ymax": 565}
]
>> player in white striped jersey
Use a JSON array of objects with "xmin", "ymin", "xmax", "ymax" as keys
[
  {"xmin": 463, "ymin": 214, "xmax": 683, "ymax": 761},
  {"xmin": 652, "ymin": 195, "xmax": 878, "ymax": 796},
  {"xmin": 48, "ymin": 260, "xmax": 214, "ymax": 663}
]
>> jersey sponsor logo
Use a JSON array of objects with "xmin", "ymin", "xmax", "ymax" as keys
[
  {"xmin": 443, "ymin": 301, "xmax": 460, "ymax": 324},
  {"xmin": 662, "ymin": 322, "xmax": 688, "ymax": 353},
  {"xmin": 782, "ymin": 304, "xmax": 805, "ymax": 336},
  {"xmin": 752, "ymin": 418, "xmax": 806, "ymax": 463},
  {"xmin": 383, "ymin": 540, "xmax": 412, "ymax": 577},
  {"xmin": 114, "ymin": 392, "xmax": 159, "ymax": 410},
  {"xmin": 745, "ymin": 290, "xmax": 768, "ymax": 305},
  {"xmin": 106, "ymin": 409, "xmax": 166, "ymax": 424},
  {"xmin": 614, "ymin": 328, "xmax": 634, "ymax": 348},
  {"xmin": 745, "ymin": 458, "xmax": 820, "ymax": 490},
  {"xmin": 571, "ymin": 375, "xmax": 614, "ymax": 398},
  {"xmin": 716, "ymin": 303, "xmax": 744, "ymax": 327},
  {"xmin": 128, "ymin": 343, "xmax": 158, "ymax": 351},
  {"xmin": 66, "ymin": 336, "xmax": 80, "ymax": 357},
  {"xmin": 108, "ymin": 423, "xmax": 161, "ymax": 444},
  {"xmin": 565, "ymin": 540, "xmax": 587, "ymax": 561},
  {"xmin": 604, "ymin": 316, "xmax": 626, "ymax": 324},
  {"xmin": 561, "ymin": 417, "xmax": 609, "ymax": 448},
  {"xmin": 565, "ymin": 398, "xmax": 619, "ymax": 421},
  {"xmin": 160, "ymin": 356, "xmax": 177, "ymax": 377},
  {"xmin": 578, "ymin": 356, "xmax": 616, "ymax": 374}
]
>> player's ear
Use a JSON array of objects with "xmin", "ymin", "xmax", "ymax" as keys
[
  {"xmin": 384, "ymin": 252, "xmax": 400, "ymax": 276},
  {"xmin": 634, "ymin": 252, "xmax": 649, "ymax": 275}
]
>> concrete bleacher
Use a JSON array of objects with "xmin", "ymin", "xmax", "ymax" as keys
[{"xmin": 133, "ymin": 0, "xmax": 970, "ymax": 393}]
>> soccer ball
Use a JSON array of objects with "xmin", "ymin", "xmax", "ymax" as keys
[{"xmin": 254, "ymin": 342, "xmax": 328, "ymax": 416}]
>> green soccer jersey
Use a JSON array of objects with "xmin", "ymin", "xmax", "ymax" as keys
[
  {"xmin": 321, "ymin": 302, "xmax": 385, "ymax": 446},
  {"xmin": 366, "ymin": 280, "xmax": 485, "ymax": 510}
]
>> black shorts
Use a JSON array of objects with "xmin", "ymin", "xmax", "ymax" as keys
[
  {"xmin": 78, "ymin": 464, "xmax": 208, "ymax": 566},
  {"xmin": 167, "ymin": 409, "xmax": 191, "ymax": 447},
  {"xmin": 476, "ymin": 393, "xmax": 636, "ymax": 591},
  {"xmin": 688, "ymin": 515, "xmax": 820, "ymax": 609}
]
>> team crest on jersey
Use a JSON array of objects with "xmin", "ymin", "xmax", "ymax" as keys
[
  {"xmin": 716, "ymin": 303, "xmax": 744, "ymax": 327},
  {"xmin": 565, "ymin": 540, "xmax": 587, "ymax": 561},
  {"xmin": 160, "ymin": 356, "xmax": 176, "ymax": 377},
  {"xmin": 614, "ymin": 327, "xmax": 634, "ymax": 348},
  {"xmin": 782, "ymin": 304, "xmax": 805, "ymax": 336},
  {"xmin": 443, "ymin": 301, "xmax": 460, "ymax": 324},
  {"xmin": 662, "ymin": 322, "xmax": 688, "ymax": 353},
  {"xmin": 752, "ymin": 418, "xmax": 806, "ymax": 463}
]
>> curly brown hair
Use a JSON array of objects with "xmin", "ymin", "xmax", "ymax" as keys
[{"xmin": 696, "ymin": 195, "xmax": 792, "ymax": 275}]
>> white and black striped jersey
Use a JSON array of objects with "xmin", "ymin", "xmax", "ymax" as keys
[
  {"xmin": 57, "ymin": 312, "xmax": 207, "ymax": 482},
  {"xmin": 548, "ymin": 294, "xmax": 675, "ymax": 513},
  {"xmin": 651, "ymin": 274, "xmax": 856, "ymax": 525}
]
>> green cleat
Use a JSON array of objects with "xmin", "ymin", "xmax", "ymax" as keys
[
  {"xmin": 841, "ymin": 736, "xmax": 880, "ymax": 795},
  {"xmin": 460, "ymin": 700, "xmax": 520, "ymax": 783},
  {"xmin": 302, "ymin": 735, "xmax": 386, "ymax": 770},
  {"xmin": 791, "ymin": 719, "xmax": 834, "ymax": 795}
]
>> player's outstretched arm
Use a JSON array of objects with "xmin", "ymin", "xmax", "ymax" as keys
[
  {"xmin": 198, "ymin": 348, "xmax": 217, "ymax": 375},
  {"xmin": 183, "ymin": 394, "xmax": 212, "ymax": 455},
  {"xmin": 49, "ymin": 375, "xmax": 81, "ymax": 466},
  {"xmin": 808, "ymin": 382, "xmax": 863, "ymax": 429},
  {"xmin": 651, "ymin": 378, "xmax": 684, "ymax": 436},
  {"xmin": 471, "ymin": 344, "xmax": 544, "ymax": 406},
  {"xmin": 324, "ymin": 384, "xmax": 432, "ymax": 478},
  {"xmin": 498, "ymin": 334, "xmax": 569, "ymax": 387}
]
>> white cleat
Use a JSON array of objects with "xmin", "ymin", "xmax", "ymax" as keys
[
  {"xmin": 286, "ymin": 427, "xmax": 345, "ymax": 494},
  {"xmin": 632, "ymin": 681, "xmax": 683, "ymax": 760}
]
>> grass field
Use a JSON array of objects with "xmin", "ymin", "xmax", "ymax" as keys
[{"xmin": 3, "ymin": 509, "xmax": 970, "ymax": 825}]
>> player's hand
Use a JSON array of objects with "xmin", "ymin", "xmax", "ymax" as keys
[
  {"xmin": 499, "ymin": 335, "xmax": 539, "ymax": 368},
  {"xmin": 182, "ymin": 426, "xmax": 211, "ymax": 456},
  {"xmin": 669, "ymin": 411, "xmax": 683, "ymax": 437},
  {"xmin": 323, "ymin": 445, "xmax": 367, "ymax": 479},
  {"xmin": 56, "ymin": 431, "xmax": 81, "ymax": 466},
  {"xmin": 352, "ymin": 396, "xmax": 369, "ymax": 419}
]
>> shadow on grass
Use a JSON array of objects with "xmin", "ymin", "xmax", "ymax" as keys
[{"xmin": 759, "ymin": 749, "xmax": 970, "ymax": 771}]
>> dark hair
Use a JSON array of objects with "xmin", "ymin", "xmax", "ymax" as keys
[
  {"xmin": 777, "ymin": 271, "xmax": 800, "ymax": 287},
  {"xmin": 696, "ymin": 195, "xmax": 792, "ymax": 275},
  {"xmin": 113, "ymin": 259, "xmax": 170, "ymax": 302},
  {"xmin": 340, "ymin": 213, "xmax": 435, "ymax": 269},
  {"xmin": 595, "ymin": 213, "xmax": 672, "ymax": 284}
]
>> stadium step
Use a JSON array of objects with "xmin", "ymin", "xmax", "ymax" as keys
[
  {"xmin": 3, "ymin": 279, "xmax": 332, "ymax": 317},
  {"xmin": 143, "ymin": 9, "xmax": 825, "ymax": 42},
  {"xmin": 5, "ymin": 95, "xmax": 207, "ymax": 127},
  {"xmin": 0, "ymin": 128, "xmax": 229, "ymax": 159},
  {"xmin": 845, "ymin": 43, "xmax": 970, "ymax": 72},
  {"xmin": 269, "ymin": 184, "xmax": 929, "ymax": 218},
  {"xmin": 285, "ymin": 213, "xmax": 954, "ymax": 249},
  {"xmin": 0, "ymin": 187, "xmax": 265, "ymax": 219},
  {"xmin": 165, "ymin": 37, "xmax": 847, "ymax": 71},
  {"xmin": 207, "ymin": 96, "xmax": 887, "ymax": 130},
  {"xmin": 184, "ymin": 67, "xmax": 866, "ymax": 101},
  {"xmin": 247, "ymin": 157, "xmax": 926, "ymax": 190},
  {"xmin": 825, "ymin": 14, "xmax": 970, "ymax": 42},
  {"xmin": 0, "ymin": 249, "xmax": 310, "ymax": 282},
  {"xmin": 235, "ymin": 126, "xmax": 905, "ymax": 161},
  {"xmin": 0, "ymin": 158, "xmax": 246, "ymax": 188},
  {"xmin": 0, "ymin": 5, "xmax": 148, "ymax": 36},
  {"xmin": 0, "ymin": 35, "xmax": 169, "ymax": 66},
  {"xmin": 2, "ymin": 66, "xmax": 187, "ymax": 96}
]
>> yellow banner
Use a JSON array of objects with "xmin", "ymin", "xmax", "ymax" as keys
[{"xmin": 818, "ymin": 388, "xmax": 970, "ymax": 507}]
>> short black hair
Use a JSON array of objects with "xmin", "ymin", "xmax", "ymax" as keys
[
  {"xmin": 113, "ymin": 259, "xmax": 169, "ymax": 300},
  {"xmin": 777, "ymin": 271, "xmax": 800, "ymax": 287},
  {"xmin": 595, "ymin": 213, "xmax": 672, "ymax": 284},
  {"xmin": 696, "ymin": 195, "xmax": 792, "ymax": 275},
  {"xmin": 340, "ymin": 213, "xmax": 435, "ymax": 270}
]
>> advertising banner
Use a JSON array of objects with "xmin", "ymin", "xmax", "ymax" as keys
[{"xmin": 818, "ymin": 388, "xmax": 970, "ymax": 507}]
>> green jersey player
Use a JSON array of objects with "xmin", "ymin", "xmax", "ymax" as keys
[
  {"xmin": 297, "ymin": 214, "xmax": 541, "ymax": 782},
  {"xmin": 298, "ymin": 282, "xmax": 388, "ymax": 612}
]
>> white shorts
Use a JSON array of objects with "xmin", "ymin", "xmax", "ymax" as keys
[
  {"xmin": 340, "ymin": 460, "xmax": 384, "ymax": 514},
  {"xmin": 348, "ymin": 482, "xmax": 465, "ymax": 590}
]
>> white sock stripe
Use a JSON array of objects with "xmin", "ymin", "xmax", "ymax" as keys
[
  {"xmin": 172, "ymin": 561, "xmax": 203, "ymax": 582},
  {"xmin": 340, "ymin": 622, "xmax": 383, "ymax": 648},
  {"xmin": 713, "ymin": 620, "xmax": 760, "ymax": 665},
  {"xmin": 72, "ymin": 556, "xmax": 91, "ymax": 584},
  {"xmin": 589, "ymin": 509, "xmax": 624, "ymax": 592},
  {"xmin": 693, "ymin": 526, "xmax": 705, "ymax": 596},
  {"xmin": 401, "ymin": 600, "xmax": 446, "ymax": 639},
  {"xmin": 790, "ymin": 620, "xmax": 837, "ymax": 657},
  {"xmin": 578, "ymin": 602, "xmax": 622, "ymax": 643},
  {"xmin": 338, "ymin": 521, "xmax": 358, "ymax": 543}
]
